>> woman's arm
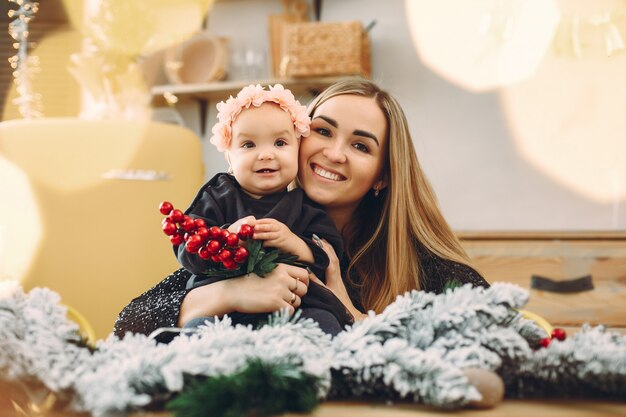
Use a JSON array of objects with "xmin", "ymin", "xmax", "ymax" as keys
[
  {"xmin": 115, "ymin": 264, "xmax": 311, "ymax": 337},
  {"xmin": 113, "ymin": 268, "xmax": 191, "ymax": 337},
  {"xmin": 177, "ymin": 263, "xmax": 311, "ymax": 326}
]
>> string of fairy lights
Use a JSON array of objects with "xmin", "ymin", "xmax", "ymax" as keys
[{"xmin": 7, "ymin": 0, "xmax": 42, "ymax": 119}]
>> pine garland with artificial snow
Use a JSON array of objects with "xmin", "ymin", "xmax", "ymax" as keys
[{"xmin": 1, "ymin": 280, "xmax": 625, "ymax": 417}]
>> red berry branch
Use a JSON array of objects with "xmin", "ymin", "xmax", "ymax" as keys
[
  {"xmin": 159, "ymin": 201, "xmax": 304, "ymax": 278},
  {"xmin": 538, "ymin": 328, "xmax": 567, "ymax": 349}
]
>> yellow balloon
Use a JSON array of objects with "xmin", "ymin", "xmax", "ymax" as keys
[{"xmin": 86, "ymin": 0, "xmax": 215, "ymax": 57}]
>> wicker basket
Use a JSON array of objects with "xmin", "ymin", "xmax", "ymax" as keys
[{"xmin": 280, "ymin": 21, "xmax": 371, "ymax": 78}]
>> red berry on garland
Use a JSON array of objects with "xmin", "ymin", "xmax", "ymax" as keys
[
  {"xmin": 237, "ymin": 224, "xmax": 254, "ymax": 240},
  {"xmin": 194, "ymin": 218, "xmax": 207, "ymax": 228},
  {"xmin": 226, "ymin": 232, "xmax": 239, "ymax": 247},
  {"xmin": 181, "ymin": 216, "xmax": 197, "ymax": 232},
  {"xmin": 186, "ymin": 235, "xmax": 203, "ymax": 251},
  {"xmin": 162, "ymin": 217, "xmax": 174, "ymax": 226},
  {"xmin": 186, "ymin": 244, "xmax": 199, "ymax": 253},
  {"xmin": 223, "ymin": 259, "xmax": 238, "ymax": 270},
  {"xmin": 207, "ymin": 240, "xmax": 222, "ymax": 254},
  {"xmin": 162, "ymin": 221, "xmax": 177, "ymax": 236},
  {"xmin": 551, "ymin": 328, "xmax": 567, "ymax": 341},
  {"xmin": 170, "ymin": 233, "xmax": 184, "ymax": 245},
  {"xmin": 169, "ymin": 209, "xmax": 184, "ymax": 223},
  {"xmin": 198, "ymin": 246, "xmax": 211, "ymax": 260},
  {"xmin": 219, "ymin": 248, "xmax": 233, "ymax": 262},
  {"xmin": 210, "ymin": 254, "xmax": 221, "ymax": 263},
  {"xmin": 159, "ymin": 201, "xmax": 174, "ymax": 215},
  {"xmin": 196, "ymin": 227, "xmax": 210, "ymax": 241},
  {"xmin": 233, "ymin": 246, "xmax": 249, "ymax": 263},
  {"xmin": 539, "ymin": 337, "xmax": 551, "ymax": 348},
  {"xmin": 208, "ymin": 226, "xmax": 222, "ymax": 240},
  {"xmin": 220, "ymin": 229, "xmax": 230, "ymax": 242}
]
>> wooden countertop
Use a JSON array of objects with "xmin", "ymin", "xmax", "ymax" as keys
[{"xmin": 131, "ymin": 399, "xmax": 626, "ymax": 417}]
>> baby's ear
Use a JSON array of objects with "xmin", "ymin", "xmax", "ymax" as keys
[{"xmin": 224, "ymin": 151, "xmax": 233, "ymax": 174}]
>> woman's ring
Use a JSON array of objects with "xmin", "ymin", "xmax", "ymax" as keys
[{"xmin": 289, "ymin": 292, "xmax": 297, "ymax": 304}]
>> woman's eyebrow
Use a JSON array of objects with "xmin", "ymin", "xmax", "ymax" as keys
[
  {"xmin": 353, "ymin": 129, "xmax": 379, "ymax": 146},
  {"xmin": 314, "ymin": 114, "xmax": 379, "ymax": 146},
  {"xmin": 313, "ymin": 115, "xmax": 337, "ymax": 127}
]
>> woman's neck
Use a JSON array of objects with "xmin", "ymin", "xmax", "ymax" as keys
[{"xmin": 325, "ymin": 205, "xmax": 357, "ymax": 235}]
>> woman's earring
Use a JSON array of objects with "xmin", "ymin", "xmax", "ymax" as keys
[
  {"xmin": 374, "ymin": 187, "xmax": 380, "ymax": 197},
  {"xmin": 227, "ymin": 166, "xmax": 234, "ymax": 175}
]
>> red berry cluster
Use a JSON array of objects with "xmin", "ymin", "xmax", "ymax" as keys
[
  {"xmin": 538, "ymin": 327, "xmax": 567, "ymax": 348},
  {"xmin": 159, "ymin": 201, "xmax": 254, "ymax": 270}
]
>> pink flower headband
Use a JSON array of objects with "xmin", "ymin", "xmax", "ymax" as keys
[{"xmin": 209, "ymin": 84, "xmax": 311, "ymax": 152}]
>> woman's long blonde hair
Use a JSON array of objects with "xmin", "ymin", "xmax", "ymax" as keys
[{"xmin": 307, "ymin": 78, "xmax": 473, "ymax": 313}]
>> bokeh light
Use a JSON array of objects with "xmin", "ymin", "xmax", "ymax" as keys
[
  {"xmin": 0, "ymin": 154, "xmax": 42, "ymax": 282},
  {"xmin": 501, "ymin": 0, "xmax": 626, "ymax": 203},
  {"xmin": 405, "ymin": 0, "xmax": 560, "ymax": 91}
]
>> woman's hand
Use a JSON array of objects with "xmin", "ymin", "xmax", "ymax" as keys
[
  {"xmin": 311, "ymin": 239, "xmax": 367, "ymax": 321},
  {"xmin": 230, "ymin": 263, "xmax": 310, "ymax": 313},
  {"xmin": 177, "ymin": 263, "xmax": 310, "ymax": 326}
]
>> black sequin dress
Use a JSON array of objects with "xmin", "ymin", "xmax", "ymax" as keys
[{"xmin": 113, "ymin": 251, "xmax": 489, "ymax": 338}]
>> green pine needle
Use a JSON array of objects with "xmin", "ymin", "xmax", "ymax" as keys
[
  {"xmin": 443, "ymin": 278, "xmax": 463, "ymax": 292},
  {"xmin": 166, "ymin": 359, "xmax": 320, "ymax": 417},
  {"xmin": 246, "ymin": 239, "xmax": 265, "ymax": 274}
]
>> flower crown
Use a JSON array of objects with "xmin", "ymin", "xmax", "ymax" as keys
[{"xmin": 209, "ymin": 84, "xmax": 311, "ymax": 152}]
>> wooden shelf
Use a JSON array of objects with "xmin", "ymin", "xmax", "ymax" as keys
[
  {"xmin": 457, "ymin": 230, "xmax": 626, "ymax": 241},
  {"xmin": 150, "ymin": 76, "xmax": 348, "ymax": 106}
]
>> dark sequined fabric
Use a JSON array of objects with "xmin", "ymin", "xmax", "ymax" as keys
[
  {"xmin": 420, "ymin": 251, "xmax": 490, "ymax": 293},
  {"xmin": 113, "ymin": 268, "xmax": 192, "ymax": 337},
  {"xmin": 342, "ymin": 251, "xmax": 490, "ymax": 313},
  {"xmin": 113, "ymin": 252, "xmax": 489, "ymax": 338}
]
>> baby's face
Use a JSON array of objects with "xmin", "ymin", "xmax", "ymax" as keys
[{"xmin": 227, "ymin": 103, "xmax": 299, "ymax": 198}]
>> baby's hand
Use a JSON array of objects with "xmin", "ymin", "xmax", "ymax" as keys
[
  {"xmin": 252, "ymin": 218, "xmax": 298, "ymax": 252},
  {"xmin": 247, "ymin": 218, "xmax": 314, "ymax": 263},
  {"xmin": 228, "ymin": 216, "xmax": 257, "ymax": 234}
]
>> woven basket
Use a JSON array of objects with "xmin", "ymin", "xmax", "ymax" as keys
[{"xmin": 280, "ymin": 21, "xmax": 371, "ymax": 78}]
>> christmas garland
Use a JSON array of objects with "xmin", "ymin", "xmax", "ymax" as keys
[{"xmin": 1, "ymin": 280, "xmax": 625, "ymax": 417}]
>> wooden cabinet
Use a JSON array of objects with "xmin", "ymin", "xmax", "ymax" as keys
[{"xmin": 459, "ymin": 231, "xmax": 626, "ymax": 331}]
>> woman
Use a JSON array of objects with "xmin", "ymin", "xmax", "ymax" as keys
[{"xmin": 113, "ymin": 79, "xmax": 488, "ymax": 337}]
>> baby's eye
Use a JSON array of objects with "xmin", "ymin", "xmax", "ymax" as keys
[
  {"xmin": 352, "ymin": 142, "xmax": 370, "ymax": 153},
  {"xmin": 275, "ymin": 139, "xmax": 288, "ymax": 147},
  {"xmin": 241, "ymin": 141, "xmax": 255, "ymax": 148}
]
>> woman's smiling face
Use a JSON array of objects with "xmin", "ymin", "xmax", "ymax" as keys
[{"xmin": 298, "ymin": 94, "xmax": 388, "ymax": 214}]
